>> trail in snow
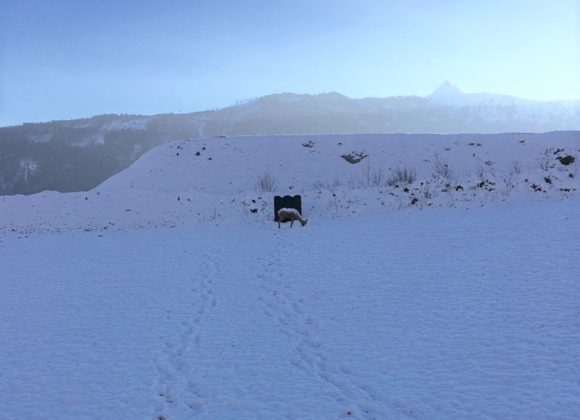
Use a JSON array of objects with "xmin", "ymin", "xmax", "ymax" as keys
[
  {"xmin": 156, "ymin": 251, "xmax": 218, "ymax": 417},
  {"xmin": 0, "ymin": 200, "xmax": 579, "ymax": 419},
  {"xmin": 256, "ymin": 234, "xmax": 390, "ymax": 418}
]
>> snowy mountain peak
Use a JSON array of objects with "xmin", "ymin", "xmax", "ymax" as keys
[{"xmin": 430, "ymin": 81, "xmax": 464, "ymax": 96}]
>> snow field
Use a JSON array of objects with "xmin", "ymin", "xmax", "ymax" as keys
[{"xmin": 1, "ymin": 199, "xmax": 579, "ymax": 419}]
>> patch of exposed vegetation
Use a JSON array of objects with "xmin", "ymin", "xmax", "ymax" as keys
[{"xmin": 341, "ymin": 150, "xmax": 368, "ymax": 164}]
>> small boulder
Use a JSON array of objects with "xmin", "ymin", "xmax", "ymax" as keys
[
  {"xmin": 341, "ymin": 150, "xmax": 368, "ymax": 164},
  {"xmin": 557, "ymin": 155, "xmax": 575, "ymax": 166}
]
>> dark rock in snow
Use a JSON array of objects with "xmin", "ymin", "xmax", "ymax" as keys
[{"xmin": 557, "ymin": 155, "xmax": 575, "ymax": 165}]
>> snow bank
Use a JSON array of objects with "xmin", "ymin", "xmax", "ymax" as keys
[{"xmin": 1, "ymin": 132, "xmax": 578, "ymax": 235}]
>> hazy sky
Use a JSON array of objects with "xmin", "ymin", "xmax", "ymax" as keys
[{"xmin": 1, "ymin": 0, "xmax": 579, "ymax": 126}]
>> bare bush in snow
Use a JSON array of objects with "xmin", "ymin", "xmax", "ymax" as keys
[
  {"xmin": 256, "ymin": 172, "xmax": 278, "ymax": 192},
  {"xmin": 432, "ymin": 153, "xmax": 453, "ymax": 181},
  {"xmin": 510, "ymin": 160, "xmax": 523, "ymax": 176},
  {"xmin": 538, "ymin": 148, "xmax": 555, "ymax": 171},
  {"xmin": 312, "ymin": 176, "xmax": 341, "ymax": 192},
  {"xmin": 386, "ymin": 166, "xmax": 416, "ymax": 186},
  {"xmin": 362, "ymin": 163, "xmax": 386, "ymax": 188}
]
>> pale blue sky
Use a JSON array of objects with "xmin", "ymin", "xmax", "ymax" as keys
[{"xmin": 1, "ymin": 0, "xmax": 579, "ymax": 126}]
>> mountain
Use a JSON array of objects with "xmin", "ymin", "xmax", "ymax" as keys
[
  {"xmin": 429, "ymin": 80, "xmax": 464, "ymax": 96},
  {"xmin": 1, "ymin": 84, "xmax": 579, "ymax": 195}
]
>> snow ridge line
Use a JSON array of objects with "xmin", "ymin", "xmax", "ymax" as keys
[{"xmin": 155, "ymin": 254, "xmax": 218, "ymax": 419}]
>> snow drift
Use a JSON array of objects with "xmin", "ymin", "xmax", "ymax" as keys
[{"xmin": 1, "ymin": 132, "xmax": 578, "ymax": 235}]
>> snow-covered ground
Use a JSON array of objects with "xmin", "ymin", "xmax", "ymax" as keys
[
  {"xmin": 1, "ymin": 199, "xmax": 579, "ymax": 419},
  {"xmin": 1, "ymin": 132, "xmax": 579, "ymax": 418}
]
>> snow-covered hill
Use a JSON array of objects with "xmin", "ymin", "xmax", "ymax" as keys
[
  {"xmin": 1, "ymin": 132, "xmax": 579, "ymax": 419},
  {"xmin": 1, "ymin": 132, "xmax": 578, "ymax": 234}
]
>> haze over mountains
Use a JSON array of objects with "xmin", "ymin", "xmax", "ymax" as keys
[{"xmin": 1, "ymin": 82, "xmax": 579, "ymax": 196}]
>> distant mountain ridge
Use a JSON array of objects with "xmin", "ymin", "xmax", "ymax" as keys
[
  {"xmin": 430, "ymin": 80, "xmax": 465, "ymax": 96},
  {"xmin": 1, "ymin": 83, "xmax": 579, "ymax": 195}
]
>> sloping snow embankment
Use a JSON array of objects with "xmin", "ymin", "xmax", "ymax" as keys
[{"xmin": 1, "ymin": 132, "xmax": 578, "ymax": 235}]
